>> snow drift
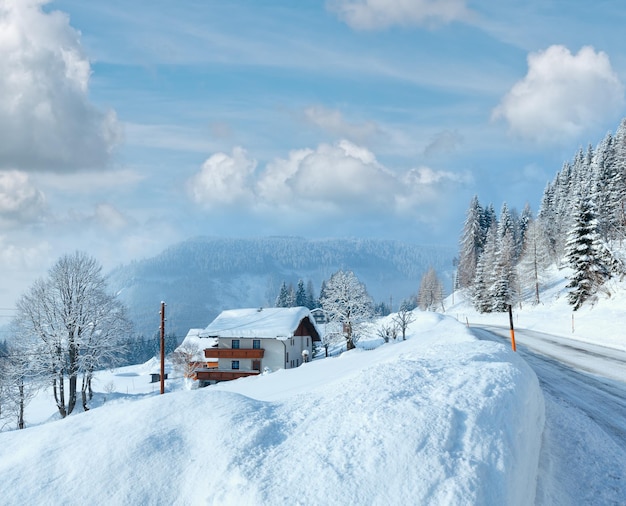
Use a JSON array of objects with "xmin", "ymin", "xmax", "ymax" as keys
[{"xmin": 0, "ymin": 313, "xmax": 544, "ymax": 505}]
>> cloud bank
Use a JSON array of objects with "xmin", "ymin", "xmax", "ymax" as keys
[
  {"xmin": 0, "ymin": 0, "xmax": 120, "ymax": 171},
  {"xmin": 492, "ymin": 45, "xmax": 625, "ymax": 144},
  {"xmin": 0, "ymin": 171, "xmax": 46, "ymax": 226},
  {"xmin": 187, "ymin": 140, "xmax": 468, "ymax": 220},
  {"xmin": 327, "ymin": 0, "xmax": 472, "ymax": 30}
]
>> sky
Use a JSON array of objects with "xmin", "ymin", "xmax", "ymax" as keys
[{"xmin": 1, "ymin": 0, "xmax": 626, "ymax": 309}]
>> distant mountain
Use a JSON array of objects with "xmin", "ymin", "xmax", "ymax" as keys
[{"xmin": 106, "ymin": 236, "xmax": 457, "ymax": 338}]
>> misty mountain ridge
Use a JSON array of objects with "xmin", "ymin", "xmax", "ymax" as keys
[{"xmin": 107, "ymin": 236, "xmax": 456, "ymax": 338}]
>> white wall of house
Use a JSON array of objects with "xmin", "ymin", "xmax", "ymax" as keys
[{"xmin": 217, "ymin": 335, "xmax": 313, "ymax": 373}]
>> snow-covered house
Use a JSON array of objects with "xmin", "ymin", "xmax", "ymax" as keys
[
  {"xmin": 193, "ymin": 307, "xmax": 321, "ymax": 385},
  {"xmin": 177, "ymin": 328, "xmax": 219, "ymax": 377}
]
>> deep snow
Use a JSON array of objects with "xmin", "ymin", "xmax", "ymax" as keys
[
  {"xmin": 446, "ymin": 267, "xmax": 626, "ymax": 505},
  {"xmin": 0, "ymin": 312, "xmax": 544, "ymax": 505}
]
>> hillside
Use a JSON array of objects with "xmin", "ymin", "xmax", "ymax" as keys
[
  {"xmin": 107, "ymin": 236, "xmax": 456, "ymax": 337},
  {"xmin": 447, "ymin": 264, "xmax": 626, "ymax": 353}
]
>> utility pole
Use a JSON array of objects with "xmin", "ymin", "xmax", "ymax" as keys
[{"xmin": 160, "ymin": 301, "xmax": 166, "ymax": 394}]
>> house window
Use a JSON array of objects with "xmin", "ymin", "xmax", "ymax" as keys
[
  {"xmin": 252, "ymin": 360, "xmax": 261, "ymax": 371},
  {"xmin": 253, "ymin": 339, "xmax": 261, "ymax": 349},
  {"xmin": 231, "ymin": 360, "xmax": 240, "ymax": 370},
  {"xmin": 232, "ymin": 340, "xmax": 240, "ymax": 349},
  {"xmin": 306, "ymin": 337, "xmax": 309, "ymax": 347}
]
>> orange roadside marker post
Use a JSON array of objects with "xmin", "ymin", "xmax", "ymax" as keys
[{"xmin": 508, "ymin": 304, "xmax": 517, "ymax": 352}]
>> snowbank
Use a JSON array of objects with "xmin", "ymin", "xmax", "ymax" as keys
[{"xmin": 0, "ymin": 313, "xmax": 544, "ymax": 505}]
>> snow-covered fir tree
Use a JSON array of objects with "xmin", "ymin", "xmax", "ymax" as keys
[
  {"xmin": 472, "ymin": 222, "xmax": 498, "ymax": 312},
  {"xmin": 458, "ymin": 117, "xmax": 626, "ymax": 311},
  {"xmin": 295, "ymin": 279, "xmax": 307, "ymax": 307},
  {"xmin": 275, "ymin": 281, "xmax": 294, "ymax": 307},
  {"xmin": 458, "ymin": 195, "xmax": 484, "ymax": 289},
  {"xmin": 491, "ymin": 208, "xmax": 518, "ymax": 312},
  {"xmin": 565, "ymin": 197, "xmax": 611, "ymax": 310}
]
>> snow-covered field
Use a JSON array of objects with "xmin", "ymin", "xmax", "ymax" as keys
[
  {"xmin": 0, "ymin": 312, "xmax": 544, "ymax": 505},
  {"xmin": 3, "ymin": 266, "xmax": 626, "ymax": 505}
]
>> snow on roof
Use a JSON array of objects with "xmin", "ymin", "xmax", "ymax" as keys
[
  {"xmin": 199, "ymin": 306, "xmax": 319, "ymax": 340},
  {"xmin": 178, "ymin": 328, "xmax": 218, "ymax": 360}
]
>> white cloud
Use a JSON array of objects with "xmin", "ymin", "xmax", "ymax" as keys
[
  {"xmin": 187, "ymin": 147, "xmax": 257, "ymax": 208},
  {"xmin": 192, "ymin": 140, "xmax": 467, "ymax": 220},
  {"xmin": 256, "ymin": 148, "xmax": 314, "ymax": 204},
  {"xmin": 276, "ymin": 140, "xmax": 397, "ymax": 211},
  {"xmin": 0, "ymin": 0, "xmax": 120, "ymax": 171},
  {"xmin": 0, "ymin": 171, "xmax": 46, "ymax": 226},
  {"xmin": 492, "ymin": 45, "xmax": 625, "ymax": 144},
  {"xmin": 327, "ymin": 0, "xmax": 472, "ymax": 30},
  {"xmin": 303, "ymin": 106, "xmax": 379, "ymax": 142}
]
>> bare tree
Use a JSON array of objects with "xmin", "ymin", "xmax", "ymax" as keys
[
  {"xmin": 0, "ymin": 332, "xmax": 39, "ymax": 430},
  {"xmin": 320, "ymin": 330, "xmax": 343, "ymax": 357},
  {"xmin": 517, "ymin": 220, "xmax": 553, "ymax": 305},
  {"xmin": 376, "ymin": 323, "xmax": 398, "ymax": 343},
  {"xmin": 417, "ymin": 267, "xmax": 445, "ymax": 312},
  {"xmin": 15, "ymin": 252, "xmax": 132, "ymax": 417},
  {"xmin": 320, "ymin": 270, "xmax": 373, "ymax": 350},
  {"xmin": 171, "ymin": 341, "xmax": 203, "ymax": 380},
  {"xmin": 392, "ymin": 305, "xmax": 415, "ymax": 341}
]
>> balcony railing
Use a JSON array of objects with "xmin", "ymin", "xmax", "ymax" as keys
[
  {"xmin": 195, "ymin": 370, "xmax": 260, "ymax": 382},
  {"xmin": 203, "ymin": 348, "xmax": 265, "ymax": 359}
]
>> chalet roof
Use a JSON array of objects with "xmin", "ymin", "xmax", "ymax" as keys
[
  {"xmin": 178, "ymin": 328, "xmax": 218, "ymax": 360},
  {"xmin": 199, "ymin": 307, "xmax": 320, "ymax": 340}
]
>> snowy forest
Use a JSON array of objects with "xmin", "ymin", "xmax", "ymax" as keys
[{"xmin": 458, "ymin": 118, "xmax": 626, "ymax": 312}]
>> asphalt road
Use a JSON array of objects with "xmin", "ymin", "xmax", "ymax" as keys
[{"xmin": 471, "ymin": 325, "xmax": 626, "ymax": 450}]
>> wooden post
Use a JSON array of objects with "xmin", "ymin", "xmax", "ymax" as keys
[
  {"xmin": 508, "ymin": 304, "xmax": 516, "ymax": 352},
  {"xmin": 160, "ymin": 301, "xmax": 166, "ymax": 395}
]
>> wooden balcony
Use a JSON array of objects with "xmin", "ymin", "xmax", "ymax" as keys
[
  {"xmin": 203, "ymin": 348, "xmax": 265, "ymax": 359},
  {"xmin": 195, "ymin": 370, "xmax": 260, "ymax": 382}
]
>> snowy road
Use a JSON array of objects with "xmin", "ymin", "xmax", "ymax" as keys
[{"xmin": 472, "ymin": 325, "xmax": 626, "ymax": 505}]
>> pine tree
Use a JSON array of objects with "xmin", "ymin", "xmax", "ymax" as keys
[
  {"xmin": 458, "ymin": 196, "xmax": 484, "ymax": 289},
  {"xmin": 473, "ymin": 223, "xmax": 497, "ymax": 312},
  {"xmin": 565, "ymin": 197, "xmax": 611, "ymax": 310},
  {"xmin": 295, "ymin": 279, "xmax": 307, "ymax": 307},
  {"xmin": 491, "ymin": 225, "xmax": 517, "ymax": 312},
  {"xmin": 305, "ymin": 280, "xmax": 317, "ymax": 309},
  {"xmin": 538, "ymin": 181, "xmax": 559, "ymax": 261},
  {"xmin": 275, "ymin": 282, "xmax": 291, "ymax": 307}
]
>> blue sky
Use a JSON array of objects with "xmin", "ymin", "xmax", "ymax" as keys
[{"xmin": 1, "ymin": 0, "xmax": 626, "ymax": 308}]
